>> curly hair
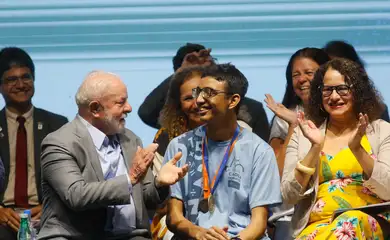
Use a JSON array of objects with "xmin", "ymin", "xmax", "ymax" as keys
[
  {"xmin": 159, "ymin": 65, "xmax": 205, "ymax": 140},
  {"xmin": 307, "ymin": 58, "xmax": 385, "ymax": 126},
  {"xmin": 282, "ymin": 47, "xmax": 330, "ymax": 109}
]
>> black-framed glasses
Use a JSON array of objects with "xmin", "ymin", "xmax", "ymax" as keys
[
  {"xmin": 2, "ymin": 73, "xmax": 33, "ymax": 86},
  {"xmin": 321, "ymin": 84, "xmax": 353, "ymax": 97},
  {"xmin": 192, "ymin": 87, "xmax": 229, "ymax": 99}
]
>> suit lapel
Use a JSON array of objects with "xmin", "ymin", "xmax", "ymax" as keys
[
  {"xmin": 118, "ymin": 133, "xmax": 144, "ymax": 227},
  {"xmin": 73, "ymin": 117, "xmax": 104, "ymax": 181},
  {"xmin": 33, "ymin": 108, "xmax": 47, "ymax": 201},
  {"xmin": 0, "ymin": 108, "xmax": 10, "ymax": 201}
]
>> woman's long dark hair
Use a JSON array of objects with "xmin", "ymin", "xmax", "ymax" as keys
[{"xmin": 281, "ymin": 48, "xmax": 330, "ymax": 109}]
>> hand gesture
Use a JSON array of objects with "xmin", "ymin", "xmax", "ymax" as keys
[
  {"xmin": 196, "ymin": 226, "xmax": 229, "ymax": 240},
  {"xmin": 297, "ymin": 111, "xmax": 324, "ymax": 146},
  {"xmin": 155, "ymin": 152, "xmax": 188, "ymax": 187},
  {"xmin": 129, "ymin": 143, "xmax": 158, "ymax": 185},
  {"xmin": 0, "ymin": 207, "xmax": 20, "ymax": 232},
  {"xmin": 176, "ymin": 48, "xmax": 213, "ymax": 73},
  {"xmin": 349, "ymin": 113, "xmax": 369, "ymax": 150},
  {"xmin": 264, "ymin": 94, "xmax": 298, "ymax": 127}
]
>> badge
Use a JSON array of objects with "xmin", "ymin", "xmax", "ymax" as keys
[{"xmin": 38, "ymin": 122, "xmax": 43, "ymax": 130}]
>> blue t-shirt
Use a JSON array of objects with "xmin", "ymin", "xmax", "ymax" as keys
[{"xmin": 163, "ymin": 125, "xmax": 282, "ymax": 238}]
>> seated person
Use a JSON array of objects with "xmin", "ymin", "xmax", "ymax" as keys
[
  {"xmin": 0, "ymin": 47, "xmax": 68, "ymax": 240},
  {"xmin": 138, "ymin": 43, "xmax": 270, "ymax": 141},
  {"xmin": 151, "ymin": 66, "xmax": 205, "ymax": 240},
  {"xmin": 264, "ymin": 48, "xmax": 330, "ymax": 239},
  {"xmin": 165, "ymin": 64, "xmax": 282, "ymax": 240},
  {"xmin": 38, "ymin": 71, "xmax": 188, "ymax": 240},
  {"xmin": 282, "ymin": 58, "xmax": 390, "ymax": 239}
]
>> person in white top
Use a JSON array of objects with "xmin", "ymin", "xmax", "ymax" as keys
[{"xmin": 264, "ymin": 47, "xmax": 330, "ymax": 239}]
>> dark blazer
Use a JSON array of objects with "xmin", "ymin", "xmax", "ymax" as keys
[
  {"xmin": 138, "ymin": 75, "xmax": 270, "ymax": 141},
  {"xmin": 38, "ymin": 116, "xmax": 169, "ymax": 240},
  {"xmin": 0, "ymin": 107, "xmax": 68, "ymax": 204}
]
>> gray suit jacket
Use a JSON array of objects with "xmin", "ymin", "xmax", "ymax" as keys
[
  {"xmin": 0, "ymin": 107, "xmax": 68, "ymax": 204},
  {"xmin": 38, "ymin": 117, "xmax": 169, "ymax": 240}
]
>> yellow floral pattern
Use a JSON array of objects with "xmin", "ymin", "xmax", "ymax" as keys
[{"xmin": 296, "ymin": 136, "xmax": 390, "ymax": 240}]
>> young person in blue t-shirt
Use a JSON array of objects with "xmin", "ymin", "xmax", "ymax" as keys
[{"xmin": 164, "ymin": 63, "xmax": 282, "ymax": 240}]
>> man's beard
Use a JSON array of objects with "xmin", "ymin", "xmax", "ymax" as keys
[{"xmin": 103, "ymin": 111, "xmax": 125, "ymax": 134}]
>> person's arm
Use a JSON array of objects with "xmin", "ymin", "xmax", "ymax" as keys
[
  {"xmin": 350, "ymin": 117, "xmax": 390, "ymax": 200},
  {"xmin": 281, "ymin": 113, "xmax": 323, "ymax": 204},
  {"xmin": 241, "ymin": 145, "xmax": 281, "ymax": 239},
  {"xmin": 166, "ymin": 198, "xmax": 204, "ymax": 239},
  {"xmin": 270, "ymin": 126, "xmax": 295, "ymax": 179},
  {"xmin": 237, "ymin": 207, "xmax": 268, "ymax": 240},
  {"xmin": 41, "ymin": 136, "xmax": 131, "ymax": 211},
  {"xmin": 138, "ymin": 76, "xmax": 172, "ymax": 129}
]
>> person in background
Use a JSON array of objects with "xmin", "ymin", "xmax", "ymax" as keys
[
  {"xmin": 165, "ymin": 63, "xmax": 281, "ymax": 240},
  {"xmin": 0, "ymin": 47, "xmax": 68, "ymax": 240},
  {"xmin": 323, "ymin": 40, "xmax": 389, "ymax": 121},
  {"xmin": 264, "ymin": 48, "xmax": 330, "ymax": 239},
  {"xmin": 283, "ymin": 58, "xmax": 390, "ymax": 239},
  {"xmin": 150, "ymin": 66, "xmax": 204, "ymax": 240},
  {"xmin": 137, "ymin": 43, "xmax": 271, "ymax": 141}
]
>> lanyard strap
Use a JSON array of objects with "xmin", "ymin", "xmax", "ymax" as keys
[{"xmin": 202, "ymin": 126, "xmax": 240, "ymax": 198}]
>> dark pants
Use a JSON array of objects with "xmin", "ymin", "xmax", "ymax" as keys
[{"xmin": 0, "ymin": 224, "xmax": 17, "ymax": 240}]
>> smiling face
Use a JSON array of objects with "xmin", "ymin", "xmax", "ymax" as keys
[
  {"xmin": 0, "ymin": 66, "xmax": 35, "ymax": 106},
  {"xmin": 292, "ymin": 57, "xmax": 320, "ymax": 104},
  {"xmin": 195, "ymin": 76, "xmax": 239, "ymax": 124},
  {"xmin": 91, "ymin": 77, "xmax": 132, "ymax": 135},
  {"xmin": 179, "ymin": 73, "xmax": 203, "ymax": 128},
  {"xmin": 322, "ymin": 67, "xmax": 354, "ymax": 120}
]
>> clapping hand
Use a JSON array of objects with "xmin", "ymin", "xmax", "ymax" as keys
[
  {"xmin": 297, "ymin": 111, "xmax": 324, "ymax": 146},
  {"xmin": 129, "ymin": 143, "xmax": 158, "ymax": 185},
  {"xmin": 349, "ymin": 113, "xmax": 369, "ymax": 151},
  {"xmin": 264, "ymin": 94, "xmax": 298, "ymax": 127},
  {"xmin": 155, "ymin": 152, "xmax": 189, "ymax": 187}
]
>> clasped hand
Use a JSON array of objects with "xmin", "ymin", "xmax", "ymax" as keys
[{"xmin": 129, "ymin": 143, "xmax": 188, "ymax": 186}]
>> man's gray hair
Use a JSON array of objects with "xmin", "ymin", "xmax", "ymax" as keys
[{"xmin": 75, "ymin": 70, "xmax": 118, "ymax": 107}]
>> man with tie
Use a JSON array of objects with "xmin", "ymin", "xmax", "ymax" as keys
[
  {"xmin": 38, "ymin": 71, "xmax": 188, "ymax": 240},
  {"xmin": 0, "ymin": 47, "xmax": 68, "ymax": 239}
]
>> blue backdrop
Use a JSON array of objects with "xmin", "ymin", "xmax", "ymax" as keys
[{"xmin": 0, "ymin": 0, "xmax": 389, "ymax": 143}]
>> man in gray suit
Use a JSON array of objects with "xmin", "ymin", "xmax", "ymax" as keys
[
  {"xmin": 0, "ymin": 47, "xmax": 68, "ymax": 240},
  {"xmin": 38, "ymin": 71, "xmax": 188, "ymax": 240}
]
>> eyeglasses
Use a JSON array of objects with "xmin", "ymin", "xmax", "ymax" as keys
[
  {"xmin": 321, "ymin": 84, "xmax": 353, "ymax": 97},
  {"xmin": 2, "ymin": 74, "xmax": 33, "ymax": 86},
  {"xmin": 192, "ymin": 87, "xmax": 229, "ymax": 99}
]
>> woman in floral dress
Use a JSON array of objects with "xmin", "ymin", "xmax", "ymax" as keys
[{"xmin": 281, "ymin": 58, "xmax": 390, "ymax": 239}]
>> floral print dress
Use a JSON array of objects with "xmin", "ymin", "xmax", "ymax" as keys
[{"xmin": 296, "ymin": 136, "xmax": 390, "ymax": 240}]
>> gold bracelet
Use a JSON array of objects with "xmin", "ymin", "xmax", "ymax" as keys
[{"xmin": 296, "ymin": 160, "xmax": 315, "ymax": 175}]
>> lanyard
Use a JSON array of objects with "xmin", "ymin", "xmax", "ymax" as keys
[{"xmin": 202, "ymin": 126, "xmax": 240, "ymax": 199}]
